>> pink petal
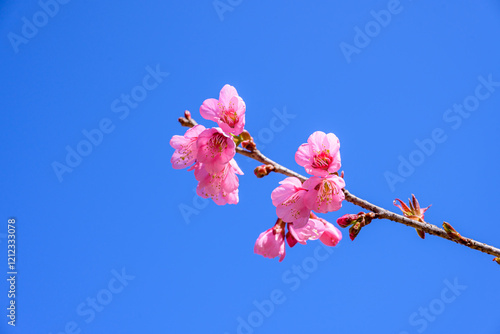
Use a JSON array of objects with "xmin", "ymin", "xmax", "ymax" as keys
[
  {"xmin": 221, "ymin": 167, "xmax": 239, "ymax": 193},
  {"xmin": 194, "ymin": 160, "xmax": 241, "ymax": 206},
  {"xmin": 295, "ymin": 143, "xmax": 311, "ymax": 167},
  {"xmin": 308, "ymin": 131, "xmax": 327, "ymax": 153},
  {"xmin": 306, "ymin": 165, "xmax": 329, "ymax": 177},
  {"xmin": 286, "ymin": 231, "xmax": 298, "ymax": 248},
  {"xmin": 229, "ymin": 158, "xmax": 244, "ymax": 175},
  {"xmin": 324, "ymin": 132, "xmax": 340, "ymax": 152},
  {"xmin": 169, "ymin": 134, "xmax": 187, "ymax": 150},
  {"xmin": 278, "ymin": 241, "xmax": 286, "ymax": 262},
  {"xmin": 169, "ymin": 126, "xmax": 206, "ymax": 170},
  {"xmin": 276, "ymin": 201, "xmax": 310, "ymax": 228},
  {"xmin": 219, "ymin": 84, "xmax": 238, "ymax": 107},
  {"xmin": 200, "ymin": 98, "xmax": 220, "ymax": 122},
  {"xmin": 224, "ymin": 190, "xmax": 239, "ymax": 205},
  {"xmin": 271, "ymin": 177, "xmax": 302, "ymax": 207},
  {"xmin": 185, "ymin": 124, "xmax": 207, "ymax": 138},
  {"xmin": 170, "ymin": 150, "xmax": 195, "ymax": 169},
  {"xmin": 220, "ymin": 136, "xmax": 237, "ymax": 164},
  {"xmin": 320, "ymin": 222, "xmax": 342, "ymax": 246},
  {"xmin": 232, "ymin": 113, "xmax": 245, "ymax": 135},
  {"xmin": 254, "ymin": 228, "xmax": 285, "ymax": 261},
  {"xmin": 289, "ymin": 218, "xmax": 325, "ymax": 245}
]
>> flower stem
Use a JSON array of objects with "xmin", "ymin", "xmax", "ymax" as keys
[{"xmin": 178, "ymin": 116, "xmax": 500, "ymax": 259}]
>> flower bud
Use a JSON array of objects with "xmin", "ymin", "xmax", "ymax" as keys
[
  {"xmin": 254, "ymin": 164, "xmax": 274, "ymax": 178},
  {"xmin": 493, "ymin": 257, "xmax": 500, "ymax": 265},
  {"xmin": 184, "ymin": 110, "xmax": 191, "ymax": 119},
  {"xmin": 286, "ymin": 231, "xmax": 298, "ymax": 248},
  {"xmin": 319, "ymin": 221, "xmax": 342, "ymax": 246},
  {"xmin": 242, "ymin": 140, "xmax": 256, "ymax": 151},
  {"xmin": 416, "ymin": 228, "xmax": 426, "ymax": 239},
  {"xmin": 394, "ymin": 195, "xmax": 431, "ymax": 222},
  {"xmin": 443, "ymin": 221, "xmax": 464, "ymax": 241},
  {"xmin": 240, "ymin": 130, "xmax": 253, "ymax": 142},
  {"xmin": 349, "ymin": 221, "xmax": 362, "ymax": 241},
  {"xmin": 337, "ymin": 214, "xmax": 362, "ymax": 228}
]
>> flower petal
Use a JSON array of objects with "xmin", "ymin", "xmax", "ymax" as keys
[
  {"xmin": 200, "ymin": 98, "xmax": 220, "ymax": 122},
  {"xmin": 219, "ymin": 84, "xmax": 238, "ymax": 107},
  {"xmin": 295, "ymin": 143, "xmax": 311, "ymax": 167}
]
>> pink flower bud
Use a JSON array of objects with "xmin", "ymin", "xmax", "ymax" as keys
[
  {"xmin": 254, "ymin": 222, "xmax": 286, "ymax": 262},
  {"xmin": 286, "ymin": 231, "xmax": 298, "ymax": 248},
  {"xmin": 319, "ymin": 221, "xmax": 342, "ymax": 246},
  {"xmin": 337, "ymin": 214, "xmax": 361, "ymax": 228}
]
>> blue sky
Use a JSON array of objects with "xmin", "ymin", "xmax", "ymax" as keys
[{"xmin": 1, "ymin": 0, "xmax": 500, "ymax": 333}]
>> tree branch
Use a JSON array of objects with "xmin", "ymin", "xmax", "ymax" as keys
[{"xmin": 177, "ymin": 116, "xmax": 500, "ymax": 259}]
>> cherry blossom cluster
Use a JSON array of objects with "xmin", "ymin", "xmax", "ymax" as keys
[
  {"xmin": 170, "ymin": 84, "xmax": 245, "ymax": 204},
  {"xmin": 254, "ymin": 131, "xmax": 346, "ymax": 261}
]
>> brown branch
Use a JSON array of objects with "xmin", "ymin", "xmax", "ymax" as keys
[{"xmin": 177, "ymin": 116, "xmax": 500, "ymax": 259}]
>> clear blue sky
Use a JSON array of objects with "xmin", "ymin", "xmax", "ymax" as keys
[{"xmin": 1, "ymin": 1, "xmax": 500, "ymax": 333}]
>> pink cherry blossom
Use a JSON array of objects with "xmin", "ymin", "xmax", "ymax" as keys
[
  {"xmin": 193, "ymin": 159, "xmax": 243, "ymax": 205},
  {"xmin": 196, "ymin": 127, "xmax": 236, "ymax": 173},
  {"xmin": 254, "ymin": 222, "xmax": 286, "ymax": 262},
  {"xmin": 200, "ymin": 84, "xmax": 246, "ymax": 135},
  {"xmin": 288, "ymin": 218, "xmax": 325, "ymax": 245},
  {"xmin": 170, "ymin": 125, "xmax": 206, "ymax": 169},
  {"xmin": 271, "ymin": 177, "xmax": 310, "ymax": 228},
  {"xmin": 303, "ymin": 175, "xmax": 346, "ymax": 213},
  {"xmin": 317, "ymin": 218, "xmax": 342, "ymax": 246},
  {"xmin": 295, "ymin": 131, "xmax": 341, "ymax": 176}
]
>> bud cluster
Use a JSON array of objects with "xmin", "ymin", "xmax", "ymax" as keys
[{"xmin": 336, "ymin": 212, "xmax": 376, "ymax": 241}]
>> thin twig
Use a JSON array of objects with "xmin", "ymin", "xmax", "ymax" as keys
[{"xmin": 177, "ymin": 116, "xmax": 500, "ymax": 258}]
